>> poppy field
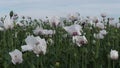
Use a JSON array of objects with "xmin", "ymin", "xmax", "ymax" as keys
[{"xmin": 0, "ymin": 11, "xmax": 120, "ymax": 68}]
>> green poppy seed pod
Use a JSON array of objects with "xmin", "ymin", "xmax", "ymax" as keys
[
  {"xmin": 119, "ymin": 17, "xmax": 120, "ymax": 23},
  {"xmin": 55, "ymin": 62, "xmax": 60, "ymax": 67},
  {"xmin": 10, "ymin": 11, "xmax": 14, "ymax": 19}
]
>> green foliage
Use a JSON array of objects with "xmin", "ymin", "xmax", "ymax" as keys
[{"xmin": 0, "ymin": 17, "xmax": 120, "ymax": 68}]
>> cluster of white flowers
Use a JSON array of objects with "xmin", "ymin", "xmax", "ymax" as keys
[
  {"xmin": 63, "ymin": 23, "xmax": 88, "ymax": 47},
  {"xmin": 109, "ymin": 19, "xmax": 120, "ymax": 28},
  {"xmin": 9, "ymin": 35, "xmax": 47, "ymax": 65},
  {"xmin": 7, "ymin": 12, "xmax": 120, "ymax": 65},
  {"xmin": 33, "ymin": 27, "xmax": 55, "ymax": 36},
  {"xmin": 94, "ymin": 29, "xmax": 108, "ymax": 39}
]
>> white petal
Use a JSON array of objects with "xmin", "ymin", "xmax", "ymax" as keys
[{"xmin": 21, "ymin": 45, "xmax": 33, "ymax": 52}]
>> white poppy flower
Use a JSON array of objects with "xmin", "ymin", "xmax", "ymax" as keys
[
  {"xmin": 72, "ymin": 35, "xmax": 88, "ymax": 47},
  {"xmin": 42, "ymin": 30, "xmax": 55, "ymax": 35},
  {"xmin": 99, "ymin": 29, "xmax": 107, "ymax": 35},
  {"xmin": 33, "ymin": 27, "xmax": 43, "ymax": 35},
  {"xmin": 32, "ymin": 38, "xmax": 47, "ymax": 57},
  {"xmin": 49, "ymin": 16, "xmax": 60, "ymax": 27},
  {"xmin": 86, "ymin": 18, "xmax": 93, "ymax": 25},
  {"xmin": 67, "ymin": 12, "xmax": 80, "ymax": 21},
  {"xmin": 63, "ymin": 24, "xmax": 82, "ymax": 36},
  {"xmin": 4, "ymin": 18, "xmax": 14, "ymax": 30},
  {"xmin": 110, "ymin": 50, "xmax": 119, "ymax": 60},
  {"xmin": 21, "ymin": 35, "xmax": 39, "ymax": 52},
  {"xmin": 94, "ymin": 33, "xmax": 104, "ymax": 39},
  {"xmin": 42, "ymin": 17, "xmax": 49, "ymax": 23},
  {"xmin": 101, "ymin": 13, "xmax": 107, "ymax": 18},
  {"xmin": 21, "ymin": 35, "xmax": 47, "ymax": 57},
  {"xmin": 95, "ymin": 22, "xmax": 105, "ymax": 29},
  {"xmin": 94, "ymin": 29, "xmax": 107, "ymax": 39},
  {"xmin": 9, "ymin": 49, "xmax": 23, "ymax": 65},
  {"xmin": 33, "ymin": 27, "xmax": 55, "ymax": 35},
  {"xmin": 92, "ymin": 16, "xmax": 99, "ymax": 23},
  {"xmin": 59, "ymin": 17, "xmax": 65, "ymax": 27},
  {"xmin": 16, "ymin": 22, "xmax": 24, "ymax": 26},
  {"xmin": 109, "ymin": 20, "xmax": 117, "ymax": 27}
]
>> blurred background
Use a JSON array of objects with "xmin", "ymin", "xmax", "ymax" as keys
[{"xmin": 0, "ymin": 0, "xmax": 120, "ymax": 19}]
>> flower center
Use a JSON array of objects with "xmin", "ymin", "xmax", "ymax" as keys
[
  {"xmin": 14, "ymin": 55, "xmax": 18, "ymax": 59},
  {"xmin": 72, "ymin": 32, "xmax": 78, "ymax": 36},
  {"xmin": 79, "ymin": 41, "xmax": 84, "ymax": 45},
  {"xmin": 35, "ymin": 42, "xmax": 40, "ymax": 45}
]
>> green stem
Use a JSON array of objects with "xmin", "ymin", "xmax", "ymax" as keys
[
  {"xmin": 96, "ymin": 40, "xmax": 100, "ymax": 59},
  {"xmin": 82, "ymin": 49, "xmax": 84, "ymax": 68},
  {"xmin": 113, "ymin": 61, "xmax": 115, "ymax": 68},
  {"xmin": 108, "ymin": 58, "xmax": 111, "ymax": 68}
]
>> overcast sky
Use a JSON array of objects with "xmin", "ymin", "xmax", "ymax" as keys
[{"xmin": 0, "ymin": 0, "xmax": 120, "ymax": 18}]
